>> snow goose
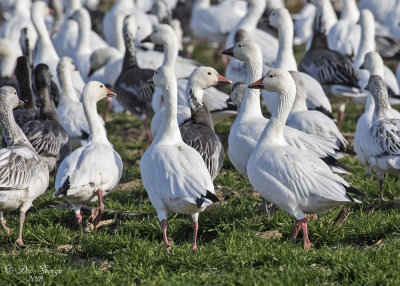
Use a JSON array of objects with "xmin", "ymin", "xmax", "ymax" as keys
[
  {"xmin": 22, "ymin": 64, "xmax": 71, "ymax": 173},
  {"xmin": 225, "ymin": 0, "xmax": 278, "ymax": 84},
  {"xmin": 57, "ymin": 57, "xmax": 94, "ymax": 142},
  {"xmin": 222, "ymin": 40, "xmax": 338, "ymax": 179},
  {"xmin": 267, "ymin": 8, "xmax": 332, "ymax": 118},
  {"xmin": 0, "ymin": 86, "xmax": 49, "ymax": 247},
  {"xmin": 355, "ymin": 51, "xmax": 400, "ymax": 179},
  {"xmin": 142, "ymin": 24, "xmax": 235, "ymax": 135},
  {"xmin": 286, "ymin": 71, "xmax": 347, "ymax": 151},
  {"xmin": 54, "ymin": 82, "xmax": 122, "ymax": 228},
  {"xmin": 190, "ymin": 0, "xmax": 247, "ymax": 43},
  {"xmin": 69, "ymin": 7, "xmax": 93, "ymax": 81},
  {"xmin": 0, "ymin": 39, "xmax": 17, "ymax": 89},
  {"xmin": 361, "ymin": 75, "xmax": 400, "ymax": 201},
  {"xmin": 180, "ymin": 66, "xmax": 231, "ymax": 180},
  {"xmin": 247, "ymin": 68, "xmax": 361, "ymax": 249},
  {"xmin": 114, "ymin": 15, "xmax": 155, "ymax": 145},
  {"xmin": 299, "ymin": 2, "xmax": 363, "ymax": 127},
  {"xmin": 140, "ymin": 66, "xmax": 219, "ymax": 251}
]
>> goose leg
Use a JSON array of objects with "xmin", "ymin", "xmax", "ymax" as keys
[
  {"xmin": 300, "ymin": 218, "xmax": 313, "ymax": 250},
  {"xmin": 192, "ymin": 213, "xmax": 199, "ymax": 251},
  {"xmin": 337, "ymin": 102, "xmax": 346, "ymax": 129},
  {"xmin": 0, "ymin": 212, "xmax": 10, "ymax": 235},
  {"xmin": 142, "ymin": 118, "xmax": 153, "ymax": 147},
  {"xmin": 93, "ymin": 189, "xmax": 104, "ymax": 226},
  {"xmin": 15, "ymin": 211, "xmax": 26, "ymax": 247},
  {"xmin": 378, "ymin": 173, "xmax": 384, "ymax": 201},
  {"xmin": 160, "ymin": 219, "xmax": 171, "ymax": 251},
  {"xmin": 73, "ymin": 204, "xmax": 83, "ymax": 233},
  {"xmin": 290, "ymin": 219, "xmax": 302, "ymax": 242}
]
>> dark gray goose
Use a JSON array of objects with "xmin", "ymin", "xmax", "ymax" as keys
[
  {"xmin": 179, "ymin": 67, "xmax": 231, "ymax": 180},
  {"xmin": 114, "ymin": 15, "xmax": 154, "ymax": 145},
  {"xmin": 299, "ymin": 6, "xmax": 363, "ymax": 127},
  {"xmin": 21, "ymin": 64, "xmax": 71, "ymax": 173},
  {"xmin": 0, "ymin": 86, "xmax": 49, "ymax": 247}
]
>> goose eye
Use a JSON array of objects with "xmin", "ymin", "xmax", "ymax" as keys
[
  {"xmin": 269, "ymin": 75, "xmax": 274, "ymax": 78},
  {"xmin": 238, "ymin": 44, "xmax": 242, "ymax": 47},
  {"xmin": 14, "ymin": 92, "xmax": 17, "ymax": 94},
  {"xmin": 207, "ymin": 72, "xmax": 211, "ymax": 75},
  {"xmin": 100, "ymin": 85, "xmax": 104, "ymax": 88}
]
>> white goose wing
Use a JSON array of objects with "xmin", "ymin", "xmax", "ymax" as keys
[
  {"xmin": 0, "ymin": 147, "xmax": 41, "ymax": 190},
  {"xmin": 369, "ymin": 118, "xmax": 400, "ymax": 156},
  {"xmin": 140, "ymin": 143, "xmax": 215, "ymax": 208}
]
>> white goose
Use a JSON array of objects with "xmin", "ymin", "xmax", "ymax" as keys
[
  {"xmin": 54, "ymin": 82, "xmax": 123, "ymax": 228},
  {"xmin": 361, "ymin": 74, "xmax": 400, "ymax": 201},
  {"xmin": 247, "ymin": 69, "xmax": 361, "ymax": 249},
  {"xmin": 267, "ymin": 8, "xmax": 332, "ymax": 118},
  {"xmin": 224, "ymin": 40, "xmax": 338, "ymax": 179},
  {"xmin": 190, "ymin": 0, "xmax": 247, "ymax": 43},
  {"xmin": 140, "ymin": 66, "xmax": 218, "ymax": 251},
  {"xmin": 0, "ymin": 86, "xmax": 49, "ymax": 247}
]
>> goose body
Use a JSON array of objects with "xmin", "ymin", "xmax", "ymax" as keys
[
  {"xmin": 0, "ymin": 86, "xmax": 49, "ymax": 247},
  {"xmin": 54, "ymin": 81, "xmax": 122, "ymax": 227},
  {"xmin": 247, "ymin": 69, "xmax": 360, "ymax": 249},
  {"xmin": 140, "ymin": 67, "xmax": 218, "ymax": 251}
]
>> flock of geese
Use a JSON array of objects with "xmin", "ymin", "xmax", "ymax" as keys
[{"xmin": 0, "ymin": 0, "xmax": 400, "ymax": 251}]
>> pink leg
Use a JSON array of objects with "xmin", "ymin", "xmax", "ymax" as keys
[
  {"xmin": 15, "ymin": 211, "xmax": 26, "ymax": 247},
  {"xmin": 192, "ymin": 222, "xmax": 199, "ymax": 251},
  {"xmin": 305, "ymin": 214, "xmax": 318, "ymax": 220},
  {"xmin": 290, "ymin": 219, "xmax": 302, "ymax": 242},
  {"xmin": 76, "ymin": 213, "xmax": 83, "ymax": 225},
  {"xmin": 93, "ymin": 189, "xmax": 104, "ymax": 226},
  {"xmin": 337, "ymin": 103, "xmax": 346, "ymax": 129},
  {"xmin": 103, "ymin": 98, "xmax": 111, "ymax": 121},
  {"xmin": 142, "ymin": 119, "xmax": 153, "ymax": 148},
  {"xmin": 161, "ymin": 219, "xmax": 171, "ymax": 251},
  {"xmin": 0, "ymin": 213, "xmax": 10, "ymax": 235},
  {"xmin": 300, "ymin": 218, "xmax": 313, "ymax": 250}
]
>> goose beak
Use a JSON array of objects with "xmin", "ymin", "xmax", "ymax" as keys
[
  {"xmin": 49, "ymin": 8, "xmax": 55, "ymax": 15},
  {"xmin": 88, "ymin": 67, "xmax": 95, "ymax": 77},
  {"xmin": 106, "ymin": 88, "xmax": 117, "ymax": 97},
  {"xmin": 248, "ymin": 77, "xmax": 265, "ymax": 89},
  {"xmin": 18, "ymin": 100, "xmax": 25, "ymax": 108},
  {"xmin": 216, "ymin": 74, "xmax": 232, "ymax": 86},
  {"xmin": 359, "ymin": 63, "xmax": 366, "ymax": 70},
  {"xmin": 263, "ymin": 18, "xmax": 270, "ymax": 24},
  {"xmin": 141, "ymin": 34, "xmax": 152, "ymax": 43},
  {"xmin": 222, "ymin": 46, "xmax": 235, "ymax": 56},
  {"xmin": 147, "ymin": 77, "xmax": 154, "ymax": 85},
  {"xmin": 226, "ymin": 97, "xmax": 234, "ymax": 104}
]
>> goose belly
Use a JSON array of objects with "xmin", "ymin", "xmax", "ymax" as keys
[
  {"xmin": 368, "ymin": 155, "xmax": 400, "ymax": 175},
  {"xmin": 163, "ymin": 198, "xmax": 205, "ymax": 215},
  {"xmin": 0, "ymin": 189, "xmax": 28, "ymax": 212}
]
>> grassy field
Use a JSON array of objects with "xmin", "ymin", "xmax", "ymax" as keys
[{"xmin": 2, "ymin": 4, "xmax": 400, "ymax": 286}]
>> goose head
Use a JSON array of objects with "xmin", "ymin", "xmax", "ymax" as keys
[
  {"xmin": 150, "ymin": 66, "xmax": 175, "ymax": 90},
  {"xmin": 151, "ymin": 0, "xmax": 171, "ymax": 23},
  {"xmin": 269, "ymin": 8, "xmax": 291, "ymax": 29},
  {"xmin": 69, "ymin": 7, "xmax": 90, "ymax": 27},
  {"xmin": 82, "ymin": 81, "xmax": 117, "ymax": 103},
  {"xmin": 122, "ymin": 15, "xmax": 138, "ymax": 42},
  {"xmin": 34, "ymin": 63, "xmax": 52, "ymax": 94},
  {"xmin": 360, "ymin": 51, "xmax": 384, "ymax": 78},
  {"xmin": 32, "ymin": 1, "xmax": 51, "ymax": 20},
  {"xmin": 248, "ymin": 68, "xmax": 296, "ymax": 94},
  {"xmin": 57, "ymin": 57, "xmax": 78, "ymax": 77},
  {"xmin": 141, "ymin": 24, "xmax": 175, "ymax": 45},
  {"xmin": 222, "ymin": 40, "xmax": 261, "ymax": 63},
  {"xmin": 0, "ymin": 87, "xmax": 23, "ymax": 111}
]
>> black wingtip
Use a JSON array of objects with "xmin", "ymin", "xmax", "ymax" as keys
[
  {"xmin": 81, "ymin": 130, "xmax": 89, "ymax": 140},
  {"xmin": 321, "ymin": 155, "xmax": 351, "ymax": 172},
  {"xmin": 196, "ymin": 197, "xmax": 205, "ymax": 208},
  {"xmin": 203, "ymin": 190, "xmax": 220, "ymax": 203},
  {"xmin": 313, "ymin": 105, "xmax": 335, "ymax": 119},
  {"xmin": 344, "ymin": 185, "xmax": 366, "ymax": 202},
  {"xmin": 56, "ymin": 176, "xmax": 70, "ymax": 198}
]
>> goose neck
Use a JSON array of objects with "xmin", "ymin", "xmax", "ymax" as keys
[
  {"xmin": 290, "ymin": 95, "xmax": 308, "ymax": 113},
  {"xmin": 186, "ymin": 85, "xmax": 214, "ymax": 129},
  {"xmin": 153, "ymin": 80, "xmax": 182, "ymax": 145},
  {"xmin": 162, "ymin": 37, "xmax": 178, "ymax": 69},
  {"xmin": 38, "ymin": 87, "xmax": 61, "ymax": 123},
  {"xmin": 83, "ymin": 96, "xmax": 108, "ymax": 143},
  {"xmin": 354, "ymin": 17, "xmax": 375, "ymax": 68},
  {"xmin": 0, "ymin": 108, "xmax": 32, "ymax": 148},
  {"xmin": 194, "ymin": 0, "xmax": 210, "ymax": 9},
  {"xmin": 340, "ymin": 0, "xmax": 359, "ymax": 22},
  {"xmin": 372, "ymin": 90, "xmax": 390, "ymax": 122},
  {"xmin": 58, "ymin": 69, "xmax": 80, "ymax": 105},
  {"xmin": 0, "ymin": 55, "xmax": 15, "ymax": 78},
  {"xmin": 76, "ymin": 14, "xmax": 91, "ymax": 52},
  {"xmin": 276, "ymin": 23, "xmax": 298, "ymax": 71},
  {"xmin": 65, "ymin": 0, "xmax": 81, "ymax": 16},
  {"xmin": 16, "ymin": 71, "xmax": 36, "ymax": 109},
  {"xmin": 32, "ymin": 8, "xmax": 52, "ymax": 45},
  {"xmin": 122, "ymin": 32, "xmax": 138, "ymax": 70},
  {"xmin": 258, "ymin": 87, "xmax": 296, "ymax": 147}
]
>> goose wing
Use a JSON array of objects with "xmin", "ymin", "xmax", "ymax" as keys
[{"xmin": 369, "ymin": 118, "xmax": 400, "ymax": 155}]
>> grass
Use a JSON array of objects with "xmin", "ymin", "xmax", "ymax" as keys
[{"xmin": 2, "ymin": 9, "xmax": 400, "ymax": 286}]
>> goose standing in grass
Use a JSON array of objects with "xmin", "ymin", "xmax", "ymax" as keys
[
  {"xmin": 113, "ymin": 15, "xmax": 155, "ymax": 145},
  {"xmin": 140, "ymin": 67, "xmax": 219, "ymax": 251},
  {"xmin": 0, "ymin": 86, "xmax": 49, "ymax": 247},
  {"xmin": 54, "ymin": 81, "xmax": 122, "ymax": 228},
  {"xmin": 358, "ymin": 74, "xmax": 400, "ymax": 201},
  {"xmin": 247, "ymin": 69, "xmax": 361, "ymax": 249},
  {"xmin": 286, "ymin": 72, "xmax": 347, "ymax": 151},
  {"xmin": 21, "ymin": 64, "xmax": 71, "ymax": 173},
  {"xmin": 180, "ymin": 66, "xmax": 231, "ymax": 180}
]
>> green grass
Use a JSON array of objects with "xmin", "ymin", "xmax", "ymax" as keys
[{"xmin": 2, "ymin": 20, "xmax": 400, "ymax": 286}]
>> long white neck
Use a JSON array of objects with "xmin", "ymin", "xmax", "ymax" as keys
[
  {"xmin": 193, "ymin": 0, "xmax": 210, "ymax": 9},
  {"xmin": 162, "ymin": 35, "xmax": 178, "ymax": 69},
  {"xmin": 153, "ymin": 79, "xmax": 182, "ymax": 145},
  {"xmin": 354, "ymin": 12, "xmax": 375, "ymax": 68},
  {"xmin": 276, "ymin": 19, "xmax": 298, "ymax": 71},
  {"xmin": 65, "ymin": 0, "xmax": 81, "ymax": 16},
  {"xmin": 226, "ymin": 1, "xmax": 265, "ymax": 47},
  {"xmin": 258, "ymin": 85, "xmax": 296, "ymax": 147},
  {"xmin": 340, "ymin": 0, "xmax": 359, "ymax": 22},
  {"xmin": 76, "ymin": 12, "xmax": 91, "ymax": 52},
  {"xmin": 83, "ymin": 95, "xmax": 108, "ymax": 143},
  {"xmin": 115, "ymin": 14, "xmax": 125, "ymax": 53},
  {"xmin": 32, "ymin": 7, "xmax": 52, "ymax": 46},
  {"xmin": 290, "ymin": 95, "xmax": 308, "ymax": 113},
  {"xmin": 0, "ymin": 54, "xmax": 15, "ymax": 78},
  {"xmin": 238, "ymin": 53, "xmax": 264, "ymax": 121},
  {"xmin": 15, "ymin": 0, "xmax": 31, "ymax": 17},
  {"xmin": 58, "ymin": 68, "xmax": 80, "ymax": 105},
  {"xmin": 314, "ymin": 0, "xmax": 338, "ymax": 34}
]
